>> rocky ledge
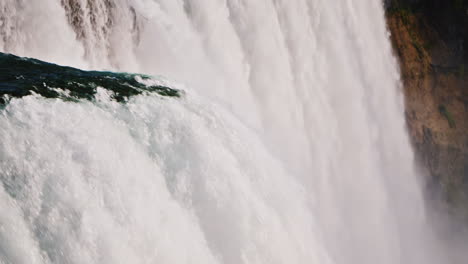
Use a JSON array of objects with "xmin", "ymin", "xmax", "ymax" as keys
[{"xmin": 386, "ymin": 0, "xmax": 468, "ymax": 219}]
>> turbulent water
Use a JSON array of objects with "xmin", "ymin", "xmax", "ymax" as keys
[{"xmin": 0, "ymin": 1, "xmax": 464, "ymax": 263}]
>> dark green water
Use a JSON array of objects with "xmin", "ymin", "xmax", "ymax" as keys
[{"xmin": 0, "ymin": 52, "xmax": 180, "ymax": 104}]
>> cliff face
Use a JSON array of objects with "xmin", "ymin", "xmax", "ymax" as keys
[{"xmin": 386, "ymin": 0, "xmax": 468, "ymax": 218}]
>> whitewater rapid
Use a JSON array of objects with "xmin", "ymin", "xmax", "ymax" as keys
[{"xmin": 0, "ymin": 0, "xmax": 462, "ymax": 263}]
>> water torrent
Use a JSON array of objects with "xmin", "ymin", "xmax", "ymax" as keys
[{"xmin": 0, "ymin": 1, "xmax": 464, "ymax": 263}]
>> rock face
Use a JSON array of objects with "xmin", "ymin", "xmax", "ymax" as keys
[{"xmin": 386, "ymin": 0, "xmax": 468, "ymax": 218}]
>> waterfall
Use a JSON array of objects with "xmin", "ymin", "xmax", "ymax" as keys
[{"xmin": 0, "ymin": 0, "xmax": 461, "ymax": 263}]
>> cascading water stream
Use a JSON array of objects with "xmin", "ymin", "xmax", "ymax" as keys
[{"xmin": 0, "ymin": 0, "xmax": 463, "ymax": 263}]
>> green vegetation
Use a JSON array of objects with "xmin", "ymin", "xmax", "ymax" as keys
[
  {"xmin": 387, "ymin": 5, "xmax": 413, "ymax": 25},
  {"xmin": 439, "ymin": 104, "xmax": 457, "ymax": 128},
  {"xmin": 387, "ymin": 2, "xmax": 427, "ymax": 58}
]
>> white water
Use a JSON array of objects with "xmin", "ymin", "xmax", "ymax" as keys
[{"xmin": 0, "ymin": 0, "xmax": 462, "ymax": 263}]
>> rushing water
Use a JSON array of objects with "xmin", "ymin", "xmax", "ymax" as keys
[{"xmin": 0, "ymin": 1, "xmax": 464, "ymax": 263}]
